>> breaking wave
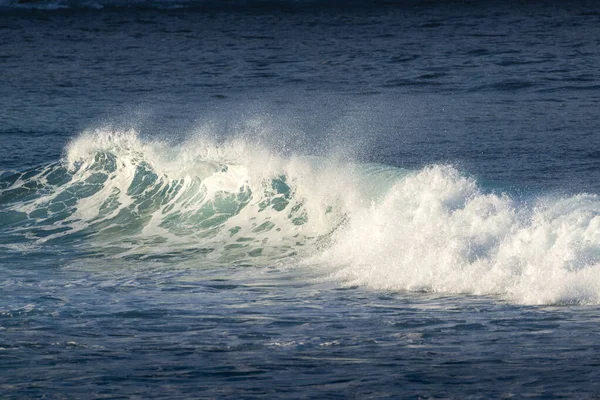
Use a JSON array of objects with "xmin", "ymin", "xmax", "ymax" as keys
[
  {"xmin": 2, "ymin": 128, "xmax": 600, "ymax": 305},
  {"xmin": 0, "ymin": 129, "xmax": 358, "ymax": 262}
]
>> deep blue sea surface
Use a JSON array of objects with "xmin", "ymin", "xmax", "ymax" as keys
[{"xmin": 2, "ymin": 0, "xmax": 600, "ymax": 398}]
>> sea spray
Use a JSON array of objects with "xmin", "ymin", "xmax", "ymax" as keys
[
  {"xmin": 313, "ymin": 165, "xmax": 600, "ymax": 305},
  {"xmin": 2, "ymin": 129, "xmax": 600, "ymax": 304},
  {"xmin": 0, "ymin": 128, "xmax": 351, "ymax": 262}
]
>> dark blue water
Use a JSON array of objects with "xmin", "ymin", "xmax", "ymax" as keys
[{"xmin": 2, "ymin": 1, "xmax": 600, "ymax": 398}]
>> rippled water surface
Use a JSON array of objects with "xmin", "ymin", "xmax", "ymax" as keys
[{"xmin": 1, "ymin": 1, "xmax": 600, "ymax": 398}]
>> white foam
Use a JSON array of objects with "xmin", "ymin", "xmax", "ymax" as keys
[
  {"xmin": 5, "ymin": 128, "xmax": 600, "ymax": 305},
  {"xmin": 312, "ymin": 165, "xmax": 600, "ymax": 305},
  {"xmin": 42, "ymin": 128, "xmax": 354, "ymax": 259}
]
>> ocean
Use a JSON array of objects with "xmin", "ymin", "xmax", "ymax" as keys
[{"xmin": 1, "ymin": 0, "xmax": 600, "ymax": 398}]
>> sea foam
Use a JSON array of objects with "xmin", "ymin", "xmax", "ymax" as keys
[
  {"xmin": 314, "ymin": 165, "xmax": 600, "ymax": 305},
  {"xmin": 2, "ymin": 128, "xmax": 600, "ymax": 305}
]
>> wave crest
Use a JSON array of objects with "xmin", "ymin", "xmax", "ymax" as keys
[
  {"xmin": 2, "ymin": 129, "xmax": 600, "ymax": 305},
  {"xmin": 1, "ymin": 129, "xmax": 351, "ymax": 261}
]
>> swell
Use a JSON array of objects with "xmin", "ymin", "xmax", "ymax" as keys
[{"xmin": 2, "ymin": 128, "xmax": 600, "ymax": 305}]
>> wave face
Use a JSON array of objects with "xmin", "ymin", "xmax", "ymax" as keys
[
  {"xmin": 0, "ymin": 129, "xmax": 355, "ymax": 263},
  {"xmin": 2, "ymin": 129, "xmax": 600, "ymax": 305}
]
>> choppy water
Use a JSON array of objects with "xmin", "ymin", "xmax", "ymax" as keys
[{"xmin": 2, "ymin": 1, "xmax": 600, "ymax": 398}]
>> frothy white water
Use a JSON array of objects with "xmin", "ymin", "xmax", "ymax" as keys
[
  {"xmin": 313, "ymin": 165, "xmax": 600, "ymax": 305},
  {"xmin": 2, "ymin": 129, "xmax": 600, "ymax": 305}
]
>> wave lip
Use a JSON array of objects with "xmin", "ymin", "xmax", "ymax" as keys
[{"xmin": 0, "ymin": 128, "xmax": 352, "ymax": 262}]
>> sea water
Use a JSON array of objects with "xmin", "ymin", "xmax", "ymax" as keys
[{"xmin": 1, "ymin": 1, "xmax": 600, "ymax": 398}]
